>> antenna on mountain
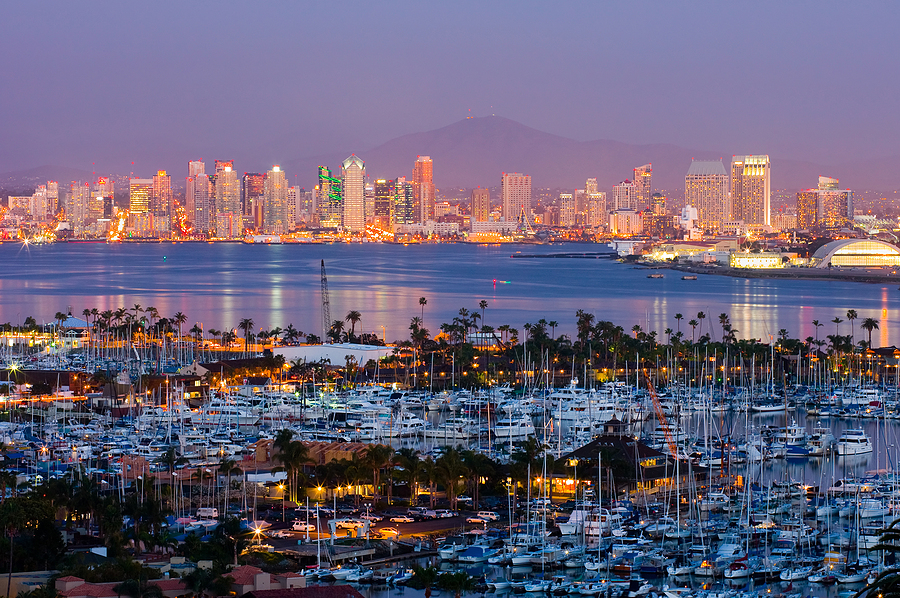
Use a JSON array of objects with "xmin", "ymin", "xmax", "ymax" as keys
[{"xmin": 321, "ymin": 259, "xmax": 331, "ymax": 341}]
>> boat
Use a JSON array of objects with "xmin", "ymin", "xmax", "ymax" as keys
[
  {"xmin": 836, "ymin": 429, "xmax": 873, "ymax": 455},
  {"xmin": 681, "ymin": 275, "xmax": 697, "ymax": 280},
  {"xmin": 647, "ymin": 273, "xmax": 664, "ymax": 278}
]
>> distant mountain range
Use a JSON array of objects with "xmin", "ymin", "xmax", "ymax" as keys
[{"xmin": 3, "ymin": 116, "xmax": 897, "ymax": 193}]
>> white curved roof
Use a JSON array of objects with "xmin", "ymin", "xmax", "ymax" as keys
[{"xmin": 811, "ymin": 238, "xmax": 900, "ymax": 268}]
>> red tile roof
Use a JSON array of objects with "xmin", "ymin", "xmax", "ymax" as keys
[
  {"xmin": 229, "ymin": 565, "xmax": 265, "ymax": 586},
  {"xmin": 60, "ymin": 583, "xmax": 118, "ymax": 598}
]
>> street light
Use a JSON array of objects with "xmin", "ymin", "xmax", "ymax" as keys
[{"xmin": 279, "ymin": 484, "xmax": 286, "ymax": 521}]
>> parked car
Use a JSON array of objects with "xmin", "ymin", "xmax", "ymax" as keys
[
  {"xmin": 477, "ymin": 511, "xmax": 500, "ymax": 521},
  {"xmin": 334, "ymin": 518, "xmax": 366, "ymax": 529},
  {"xmin": 292, "ymin": 521, "xmax": 315, "ymax": 532},
  {"xmin": 360, "ymin": 513, "xmax": 383, "ymax": 522},
  {"xmin": 390, "ymin": 515, "xmax": 414, "ymax": 523},
  {"xmin": 436, "ymin": 509, "xmax": 457, "ymax": 518},
  {"xmin": 466, "ymin": 516, "xmax": 486, "ymax": 524},
  {"xmin": 379, "ymin": 527, "xmax": 400, "ymax": 537},
  {"xmin": 457, "ymin": 495, "xmax": 473, "ymax": 504}
]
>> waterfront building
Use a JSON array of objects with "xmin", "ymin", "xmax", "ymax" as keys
[
  {"xmin": 341, "ymin": 155, "xmax": 366, "ymax": 233},
  {"xmin": 559, "ymin": 193, "xmax": 576, "ymax": 228},
  {"xmin": 810, "ymin": 239, "xmax": 900, "ymax": 268},
  {"xmin": 316, "ymin": 166, "xmax": 342, "ymax": 229},
  {"xmin": 393, "ymin": 177, "xmax": 415, "ymax": 226},
  {"xmin": 185, "ymin": 161, "xmax": 205, "ymax": 220},
  {"xmin": 586, "ymin": 192, "xmax": 607, "ymax": 228},
  {"xmin": 731, "ymin": 155, "xmax": 770, "ymax": 226},
  {"xmin": 192, "ymin": 174, "xmax": 212, "ymax": 234},
  {"xmin": 634, "ymin": 164, "xmax": 652, "ymax": 210},
  {"xmin": 214, "ymin": 160, "xmax": 240, "ymax": 237},
  {"xmin": 685, "ymin": 159, "xmax": 729, "ymax": 232},
  {"xmin": 470, "ymin": 187, "xmax": 490, "ymax": 223},
  {"xmin": 242, "ymin": 172, "xmax": 265, "ymax": 229},
  {"xmin": 286, "ymin": 186, "xmax": 298, "ymax": 230},
  {"xmin": 795, "ymin": 176, "xmax": 853, "ymax": 230},
  {"xmin": 412, "ymin": 156, "xmax": 434, "ymax": 223},
  {"xmin": 612, "ymin": 179, "xmax": 638, "ymax": 211},
  {"xmin": 501, "ymin": 172, "xmax": 531, "ymax": 223},
  {"xmin": 730, "ymin": 252, "xmax": 785, "ymax": 269},
  {"xmin": 151, "ymin": 170, "xmax": 172, "ymax": 218},
  {"xmin": 373, "ymin": 179, "xmax": 394, "ymax": 229},
  {"xmin": 263, "ymin": 165, "xmax": 288, "ymax": 234},
  {"xmin": 609, "ymin": 209, "xmax": 643, "ymax": 236},
  {"xmin": 29, "ymin": 187, "xmax": 49, "ymax": 221}
]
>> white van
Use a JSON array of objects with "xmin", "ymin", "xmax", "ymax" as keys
[
  {"xmin": 197, "ymin": 508, "xmax": 219, "ymax": 519},
  {"xmin": 477, "ymin": 511, "xmax": 500, "ymax": 521}
]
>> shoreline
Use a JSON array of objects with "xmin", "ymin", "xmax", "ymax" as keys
[{"xmin": 640, "ymin": 261, "xmax": 900, "ymax": 285}]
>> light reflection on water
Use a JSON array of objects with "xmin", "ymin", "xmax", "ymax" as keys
[{"xmin": 0, "ymin": 243, "xmax": 897, "ymax": 346}]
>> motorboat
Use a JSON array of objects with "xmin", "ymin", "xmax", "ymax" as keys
[{"xmin": 836, "ymin": 429, "xmax": 873, "ymax": 455}]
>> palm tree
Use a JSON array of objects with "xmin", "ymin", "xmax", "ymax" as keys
[
  {"xmin": 861, "ymin": 317, "xmax": 880, "ymax": 348},
  {"xmin": 218, "ymin": 459, "xmax": 242, "ymax": 517},
  {"xmin": 812, "ymin": 319, "xmax": 822, "ymax": 344},
  {"xmin": 832, "ymin": 317, "xmax": 843, "ymax": 338},
  {"xmin": 238, "ymin": 318, "xmax": 254, "ymax": 356},
  {"xmin": 394, "ymin": 448, "xmax": 422, "ymax": 504},
  {"xmin": 363, "ymin": 444, "xmax": 394, "ymax": 503},
  {"xmin": 696, "ymin": 312, "xmax": 706, "ymax": 337},
  {"xmin": 688, "ymin": 319, "xmax": 698, "ymax": 343},
  {"xmin": 674, "ymin": 313, "xmax": 683, "ymax": 334},
  {"xmin": 847, "ymin": 309, "xmax": 858, "ymax": 346},
  {"xmin": 419, "ymin": 297, "xmax": 427, "ymax": 322},
  {"xmin": 345, "ymin": 310, "xmax": 362, "ymax": 340},
  {"xmin": 273, "ymin": 439, "xmax": 313, "ymax": 503}
]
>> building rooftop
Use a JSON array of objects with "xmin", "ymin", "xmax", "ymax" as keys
[{"xmin": 686, "ymin": 160, "xmax": 727, "ymax": 176}]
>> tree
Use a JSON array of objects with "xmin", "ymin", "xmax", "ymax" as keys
[
  {"xmin": 363, "ymin": 444, "xmax": 394, "ymax": 504},
  {"xmin": 861, "ymin": 317, "xmax": 880, "ymax": 348},
  {"xmin": 419, "ymin": 297, "xmax": 427, "ymax": 323},
  {"xmin": 688, "ymin": 319, "xmax": 698, "ymax": 343},
  {"xmin": 345, "ymin": 310, "xmax": 362, "ymax": 341},
  {"xmin": 847, "ymin": 309, "xmax": 858, "ymax": 346},
  {"xmin": 812, "ymin": 319, "xmax": 823, "ymax": 344},
  {"xmin": 832, "ymin": 316, "xmax": 843, "ymax": 338},
  {"xmin": 273, "ymin": 439, "xmax": 313, "ymax": 503},
  {"xmin": 674, "ymin": 313, "xmax": 683, "ymax": 334},
  {"xmin": 238, "ymin": 318, "xmax": 254, "ymax": 356}
]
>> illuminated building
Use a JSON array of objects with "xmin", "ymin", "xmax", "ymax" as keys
[
  {"xmin": 241, "ymin": 172, "xmax": 265, "ymax": 229},
  {"xmin": 341, "ymin": 155, "xmax": 365, "ymax": 232},
  {"xmin": 731, "ymin": 155, "xmax": 770, "ymax": 226},
  {"xmin": 316, "ymin": 166, "xmax": 342, "ymax": 229},
  {"xmin": 795, "ymin": 176, "xmax": 853, "ymax": 230},
  {"xmin": 471, "ymin": 187, "xmax": 490, "ymax": 222},
  {"xmin": 185, "ymin": 161, "xmax": 205, "ymax": 220},
  {"xmin": 286, "ymin": 186, "xmax": 298, "ymax": 229},
  {"xmin": 129, "ymin": 178, "xmax": 152, "ymax": 214},
  {"xmin": 771, "ymin": 211, "xmax": 797, "ymax": 231},
  {"xmin": 729, "ymin": 252, "xmax": 784, "ymax": 269},
  {"xmin": 30, "ymin": 186, "xmax": 48, "ymax": 221},
  {"xmin": 612, "ymin": 180, "xmax": 638, "ymax": 211},
  {"xmin": 811, "ymin": 239, "xmax": 900, "ymax": 268},
  {"xmin": 559, "ymin": 193, "xmax": 576, "ymax": 228},
  {"xmin": 192, "ymin": 174, "xmax": 212, "ymax": 234},
  {"xmin": 263, "ymin": 165, "xmax": 288, "ymax": 234},
  {"xmin": 609, "ymin": 209, "xmax": 643, "ymax": 236},
  {"xmin": 633, "ymin": 164, "xmax": 652, "ymax": 210},
  {"xmin": 374, "ymin": 179, "xmax": 394, "ymax": 229},
  {"xmin": 587, "ymin": 192, "xmax": 607, "ymax": 228},
  {"xmin": 585, "ymin": 178, "xmax": 598, "ymax": 196},
  {"xmin": 796, "ymin": 190, "xmax": 817, "ymax": 229},
  {"xmin": 501, "ymin": 172, "xmax": 531, "ymax": 223},
  {"xmin": 413, "ymin": 156, "xmax": 434, "ymax": 223},
  {"xmin": 364, "ymin": 182, "xmax": 375, "ymax": 224},
  {"xmin": 151, "ymin": 170, "xmax": 172, "ymax": 217},
  {"xmin": 685, "ymin": 159, "xmax": 728, "ymax": 231},
  {"xmin": 393, "ymin": 177, "xmax": 415, "ymax": 226},
  {"xmin": 651, "ymin": 192, "xmax": 666, "ymax": 216},
  {"xmin": 214, "ymin": 160, "xmax": 240, "ymax": 237}
]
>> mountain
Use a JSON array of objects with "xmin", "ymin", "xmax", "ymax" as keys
[
  {"xmin": 286, "ymin": 116, "xmax": 874, "ymax": 192},
  {"xmin": 0, "ymin": 165, "xmax": 131, "ymax": 192}
]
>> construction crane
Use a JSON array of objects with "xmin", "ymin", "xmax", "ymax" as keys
[
  {"xmin": 644, "ymin": 369, "xmax": 679, "ymax": 458},
  {"xmin": 321, "ymin": 259, "xmax": 331, "ymax": 340}
]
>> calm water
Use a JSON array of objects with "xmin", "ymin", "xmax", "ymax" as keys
[{"xmin": 0, "ymin": 242, "xmax": 897, "ymax": 346}]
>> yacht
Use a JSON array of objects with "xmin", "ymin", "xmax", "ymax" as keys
[
  {"xmin": 836, "ymin": 429, "xmax": 873, "ymax": 455},
  {"xmin": 807, "ymin": 422, "xmax": 836, "ymax": 456},
  {"xmin": 492, "ymin": 412, "xmax": 535, "ymax": 441}
]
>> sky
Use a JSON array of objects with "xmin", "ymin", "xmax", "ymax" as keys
[{"xmin": 2, "ymin": 1, "xmax": 899, "ymax": 178}]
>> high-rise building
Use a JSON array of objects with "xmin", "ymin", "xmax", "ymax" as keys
[
  {"xmin": 214, "ymin": 160, "xmax": 240, "ymax": 237},
  {"xmin": 412, "ymin": 156, "xmax": 434, "ymax": 223},
  {"xmin": 374, "ymin": 179, "xmax": 394, "ymax": 229},
  {"xmin": 501, "ymin": 172, "xmax": 531, "ymax": 222},
  {"xmin": 316, "ymin": 166, "xmax": 342, "ymax": 229},
  {"xmin": 651, "ymin": 192, "xmax": 667, "ymax": 216},
  {"xmin": 30, "ymin": 185, "xmax": 48, "ymax": 221},
  {"xmin": 633, "ymin": 164, "xmax": 652, "ymax": 210},
  {"xmin": 559, "ymin": 193, "xmax": 576, "ymax": 228},
  {"xmin": 69, "ymin": 181, "xmax": 93, "ymax": 235},
  {"xmin": 185, "ymin": 161, "xmax": 205, "ymax": 219},
  {"xmin": 151, "ymin": 170, "xmax": 172, "ymax": 218},
  {"xmin": 46, "ymin": 181, "xmax": 59, "ymax": 216},
  {"xmin": 287, "ymin": 186, "xmax": 298, "ymax": 230},
  {"xmin": 242, "ymin": 172, "xmax": 265, "ymax": 226},
  {"xmin": 585, "ymin": 178, "xmax": 598, "ymax": 196},
  {"xmin": 731, "ymin": 155, "xmax": 770, "ymax": 226},
  {"xmin": 364, "ymin": 182, "xmax": 375, "ymax": 224},
  {"xmin": 129, "ymin": 178, "xmax": 152, "ymax": 214},
  {"xmin": 612, "ymin": 180, "xmax": 638, "ymax": 211},
  {"xmin": 796, "ymin": 190, "xmax": 818, "ymax": 230},
  {"xmin": 795, "ymin": 176, "xmax": 853, "ymax": 230},
  {"xmin": 192, "ymin": 173, "xmax": 212, "ymax": 234},
  {"xmin": 341, "ymin": 155, "xmax": 365, "ymax": 232},
  {"xmin": 685, "ymin": 160, "xmax": 729, "ymax": 231},
  {"xmin": 263, "ymin": 165, "xmax": 288, "ymax": 233},
  {"xmin": 188, "ymin": 160, "xmax": 205, "ymax": 177},
  {"xmin": 471, "ymin": 187, "xmax": 490, "ymax": 223},
  {"xmin": 587, "ymin": 192, "xmax": 607, "ymax": 228},
  {"xmin": 393, "ymin": 177, "xmax": 415, "ymax": 225}
]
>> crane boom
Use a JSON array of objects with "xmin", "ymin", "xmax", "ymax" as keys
[{"xmin": 644, "ymin": 369, "xmax": 678, "ymax": 457}]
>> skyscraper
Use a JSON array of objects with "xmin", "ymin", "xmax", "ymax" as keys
[
  {"xmin": 612, "ymin": 180, "xmax": 638, "ymax": 211},
  {"xmin": 501, "ymin": 172, "xmax": 531, "ymax": 222},
  {"xmin": 286, "ymin": 186, "xmax": 298, "ymax": 230},
  {"xmin": 585, "ymin": 178, "xmax": 598, "ymax": 196},
  {"xmin": 796, "ymin": 176, "xmax": 853, "ymax": 230},
  {"xmin": 393, "ymin": 177, "xmax": 415, "ymax": 225},
  {"xmin": 316, "ymin": 166, "xmax": 342, "ymax": 229},
  {"xmin": 471, "ymin": 187, "xmax": 490, "ymax": 222},
  {"xmin": 46, "ymin": 181, "xmax": 58, "ymax": 216},
  {"xmin": 685, "ymin": 159, "xmax": 729, "ymax": 231},
  {"xmin": 69, "ymin": 181, "xmax": 92, "ymax": 235},
  {"xmin": 796, "ymin": 190, "xmax": 818, "ymax": 230},
  {"xmin": 151, "ymin": 170, "xmax": 172, "ymax": 218},
  {"xmin": 587, "ymin": 192, "xmax": 607, "ymax": 228},
  {"xmin": 242, "ymin": 172, "xmax": 265, "ymax": 226},
  {"xmin": 412, "ymin": 156, "xmax": 434, "ymax": 223},
  {"xmin": 129, "ymin": 178, "xmax": 152, "ymax": 214},
  {"xmin": 559, "ymin": 193, "xmax": 576, "ymax": 228},
  {"xmin": 214, "ymin": 160, "xmax": 240, "ymax": 237},
  {"xmin": 730, "ymin": 155, "xmax": 770, "ymax": 226},
  {"xmin": 341, "ymin": 155, "xmax": 365, "ymax": 232},
  {"xmin": 651, "ymin": 193, "xmax": 667, "ymax": 216},
  {"xmin": 185, "ymin": 160, "xmax": 205, "ymax": 221},
  {"xmin": 263, "ymin": 165, "xmax": 288, "ymax": 233},
  {"xmin": 374, "ymin": 179, "xmax": 394, "ymax": 229},
  {"xmin": 192, "ymin": 173, "xmax": 212, "ymax": 234},
  {"xmin": 633, "ymin": 164, "xmax": 652, "ymax": 210}
]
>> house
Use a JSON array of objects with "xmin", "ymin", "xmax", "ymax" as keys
[
  {"xmin": 240, "ymin": 585, "xmax": 365, "ymax": 598},
  {"xmin": 227, "ymin": 565, "xmax": 306, "ymax": 595},
  {"xmin": 55, "ymin": 576, "xmax": 188, "ymax": 598}
]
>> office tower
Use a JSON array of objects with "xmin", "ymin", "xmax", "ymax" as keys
[
  {"xmin": 242, "ymin": 172, "xmax": 265, "ymax": 224},
  {"xmin": 685, "ymin": 159, "xmax": 729, "ymax": 231},
  {"xmin": 412, "ymin": 155, "xmax": 434, "ymax": 223},
  {"xmin": 585, "ymin": 178, "xmax": 598, "ymax": 196},
  {"xmin": 608, "ymin": 210, "xmax": 643, "ymax": 235},
  {"xmin": 393, "ymin": 177, "xmax": 415, "ymax": 225},
  {"xmin": 69, "ymin": 181, "xmax": 92, "ymax": 234},
  {"xmin": 651, "ymin": 193, "xmax": 667, "ymax": 216},
  {"xmin": 501, "ymin": 172, "xmax": 531, "ymax": 222},
  {"xmin": 374, "ymin": 179, "xmax": 394, "ymax": 228},
  {"xmin": 287, "ymin": 186, "xmax": 298, "ymax": 230},
  {"xmin": 341, "ymin": 155, "xmax": 366, "ymax": 232},
  {"xmin": 612, "ymin": 180, "xmax": 638, "ymax": 211},
  {"xmin": 796, "ymin": 190, "xmax": 818, "ymax": 230},
  {"xmin": 796, "ymin": 176, "xmax": 853, "ymax": 230},
  {"xmin": 471, "ymin": 187, "xmax": 490, "ymax": 223},
  {"xmin": 262, "ymin": 165, "xmax": 288, "ymax": 233},
  {"xmin": 151, "ymin": 170, "xmax": 172, "ymax": 217},
  {"xmin": 129, "ymin": 178, "xmax": 152, "ymax": 214},
  {"xmin": 214, "ymin": 160, "xmax": 240, "ymax": 237},
  {"xmin": 188, "ymin": 160, "xmax": 205, "ymax": 177},
  {"xmin": 633, "ymin": 164, "xmax": 652, "ymax": 209},
  {"xmin": 731, "ymin": 155, "xmax": 770, "ymax": 226},
  {"xmin": 185, "ymin": 161, "xmax": 205, "ymax": 218},
  {"xmin": 30, "ymin": 186, "xmax": 48, "ymax": 221},
  {"xmin": 364, "ymin": 182, "xmax": 375, "ymax": 224},
  {"xmin": 587, "ymin": 192, "xmax": 607, "ymax": 228},
  {"xmin": 192, "ymin": 174, "xmax": 212, "ymax": 233},
  {"xmin": 46, "ymin": 181, "xmax": 59, "ymax": 216},
  {"xmin": 317, "ymin": 166, "xmax": 342, "ymax": 228},
  {"xmin": 559, "ymin": 193, "xmax": 576, "ymax": 228}
]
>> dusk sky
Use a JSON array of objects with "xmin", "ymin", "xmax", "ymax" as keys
[{"xmin": 2, "ymin": 1, "xmax": 898, "ymax": 177}]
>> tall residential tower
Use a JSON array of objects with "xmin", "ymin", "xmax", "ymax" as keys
[{"xmin": 730, "ymin": 155, "xmax": 770, "ymax": 226}]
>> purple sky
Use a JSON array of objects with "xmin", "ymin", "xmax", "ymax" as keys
[{"xmin": 2, "ymin": 1, "xmax": 899, "ymax": 178}]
